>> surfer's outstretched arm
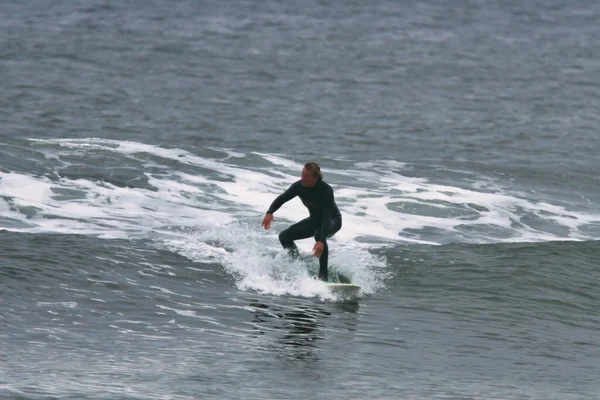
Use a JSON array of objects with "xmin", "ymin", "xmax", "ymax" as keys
[
  {"xmin": 266, "ymin": 182, "xmax": 300, "ymax": 215},
  {"xmin": 261, "ymin": 182, "xmax": 300, "ymax": 230}
]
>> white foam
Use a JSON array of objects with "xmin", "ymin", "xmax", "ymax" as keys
[
  {"xmin": 157, "ymin": 222, "xmax": 386, "ymax": 299},
  {"xmin": 4, "ymin": 138, "xmax": 600, "ymax": 298}
]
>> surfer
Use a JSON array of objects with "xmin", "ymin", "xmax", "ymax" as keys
[{"xmin": 261, "ymin": 162, "xmax": 342, "ymax": 281}]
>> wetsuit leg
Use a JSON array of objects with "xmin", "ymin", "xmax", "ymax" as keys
[
  {"xmin": 278, "ymin": 218, "xmax": 315, "ymax": 259},
  {"xmin": 314, "ymin": 218, "xmax": 342, "ymax": 281}
]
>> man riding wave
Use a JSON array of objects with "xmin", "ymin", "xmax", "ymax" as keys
[{"xmin": 261, "ymin": 162, "xmax": 342, "ymax": 281}]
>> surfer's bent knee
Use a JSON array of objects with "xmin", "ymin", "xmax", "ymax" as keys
[{"xmin": 278, "ymin": 229, "xmax": 289, "ymax": 245}]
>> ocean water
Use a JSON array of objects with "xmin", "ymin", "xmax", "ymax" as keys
[{"xmin": 1, "ymin": 1, "xmax": 600, "ymax": 399}]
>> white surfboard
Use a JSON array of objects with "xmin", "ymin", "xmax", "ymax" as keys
[{"xmin": 325, "ymin": 282, "xmax": 361, "ymax": 298}]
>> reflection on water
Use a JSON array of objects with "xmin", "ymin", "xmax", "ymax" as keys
[{"xmin": 246, "ymin": 299, "xmax": 359, "ymax": 360}]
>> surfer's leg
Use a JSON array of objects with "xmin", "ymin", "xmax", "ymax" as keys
[
  {"xmin": 317, "ymin": 240, "xmax": 329, "ymax": 281},
  {"xmin": 314, "ymin": 218, "xmax": 342, "ymax": 281},
  {"xmin": 278, "ymin": 218, "xmax": 314, "ymax": 259}
]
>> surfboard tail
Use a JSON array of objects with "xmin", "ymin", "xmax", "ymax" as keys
[{"xmin": 325, "ymin": 282, "xmax": 361, "ymax": 299}]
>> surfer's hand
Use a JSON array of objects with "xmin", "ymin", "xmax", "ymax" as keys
[
  {"xmin": 261, "ymin": 213, "xmax": 274, "ymax": 230},
  {"xmin": 313, "ymin": 241, "xmax": 324, "ymax": 257}
]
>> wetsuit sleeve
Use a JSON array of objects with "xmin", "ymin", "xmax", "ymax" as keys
[
  {"xmin": 266, "ymin": 181, "xmax": 300, "ymax": 214},
  {"xmin": 316, "ymin": 185, "xmax": 335, "ymax": 242}
]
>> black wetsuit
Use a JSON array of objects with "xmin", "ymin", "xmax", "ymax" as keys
[{"xmin": 266, "ymin": 180, "xmax": 342, "ymax": 281}]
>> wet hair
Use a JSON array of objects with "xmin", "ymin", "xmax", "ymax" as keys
[{"xmin": 304, "ymin": 161, "xmax": 323, "ymax": 180}]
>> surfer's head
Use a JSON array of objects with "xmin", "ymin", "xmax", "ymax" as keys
[{"xmin": 301, "ymin": 162, "xmax": 322, "ymax": 187}]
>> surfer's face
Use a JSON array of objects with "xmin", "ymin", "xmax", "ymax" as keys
[{"xmin": 301, "ymin": 167, "xmax": 319, "ymax": 188}]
